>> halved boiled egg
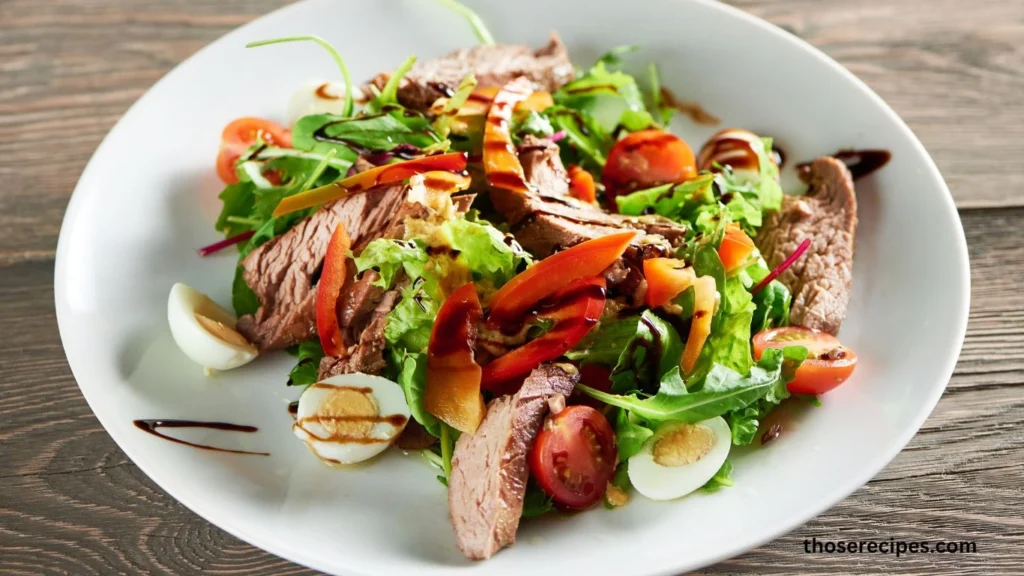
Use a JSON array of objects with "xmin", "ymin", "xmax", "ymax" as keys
[
  {"xmin": 628, "ymin": 416, "xmax": 731, "ymax": 500},
  {"xmin": 167, "ymin": 282, "xmax": 258, "ymax": 372},
  {"xmin": 293, "ymin": 373, "xmax": 411, "ymax": 466},
  {"xmin": 287, "ymin": 80, "xmax": 365, "ymax": 126}
]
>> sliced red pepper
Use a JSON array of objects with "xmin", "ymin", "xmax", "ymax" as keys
[
  {"xmin": 273, "ymin": 152, "xmax": 468, "ymax": 217},
  {"xmin": 567, "ymin": 164, "xmax": 597, "ymax": 203},
  {"xmin": 425, "ymin": 283, "xmax": 486, "ymax": 434},
  {"xmin": 482, "ymin": 276, "xmax": 606, "ymax": 390},
  {"xmin": 487, "ymin": 231, "xmax": 637, "ymax": 330},
  {"xmin": 483, "ymin": 77, "xmax": 535, "ymax": 194},
  {"xmin": 718, "ymin": 223, "xmax": 756, "ymax": 273},
  {"xmin": 315, "ymin": 223, "xmax": 352, "ymax": 357}
]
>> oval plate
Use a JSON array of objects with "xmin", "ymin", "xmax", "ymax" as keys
[{"xmin": 55, "ymin": 0, "xmax": 970, "ymax": 574}]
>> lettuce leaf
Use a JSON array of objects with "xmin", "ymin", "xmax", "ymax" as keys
[
  {"xmin": 287, "ymin": 340, "xmax": 326, "ymax": 387},
  {"xmin": 396, "ymin": 352, "xmax": 441, "ymax": 437},
  {"xmin": 577, "ymin": 346, "xmax": 808, "ymax": 423},
  {"xmin": 608, "ymin": 311, "xmax": 684, "ymax": 394},
  {"xmin": 554, "ymin": 49, "xmax": 655, "ymax": 134},
  {"xmin": 701, "ymin": 460, "xmax": 734, "ymax": 493}
]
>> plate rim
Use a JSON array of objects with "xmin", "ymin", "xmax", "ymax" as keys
[{"xmin": 53, "ymin": 0, "xmax": 971, "ymax": 574}]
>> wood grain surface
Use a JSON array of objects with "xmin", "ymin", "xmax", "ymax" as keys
[{"xmin": 1, "ymin": 0, "xmax": 1022, "ymax": 574}]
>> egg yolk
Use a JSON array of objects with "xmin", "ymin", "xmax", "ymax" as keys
[
  {"xmin": 652, "ymin": 423, "xmax": 715, "ymax": 467},
  {"xmin": 316, "ymin": 388, "xmax": 379, "ymax": 438},
  {"xmin": 194, "ymin": 312, "xmax": 251, "ymax": 349}
]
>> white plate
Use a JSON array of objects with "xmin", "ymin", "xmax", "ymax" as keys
[{"xmin": 54, "ymin": 0, "xmax": 970, "ymax": 574}]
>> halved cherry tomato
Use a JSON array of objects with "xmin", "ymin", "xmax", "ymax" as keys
[
  {"xmin": 643, "ymin": 257, "xmax": 696, "ymax": 308},
  {"xmin": 425, "ymin": 283, "xmax": 486, "ymax": 434},
  {"xmin": 481, "ymin": 277, "xmax": 606, "ymax": 390},
  {"xmin": 216, "ymin": 117, "xmax": 292, "ymax": 184},
  {"xmin": 487, "ymin": 231, "xmax": 636, "ymax": 329},
  {"xmin": 483, "ymin": 77, "xmax": 535, "ymax": 194},
  {"xmin": 681, "ymin": 276, "xmax": 716, "ymax": 374},
  {"xmin": 273, "ymin": 152, "xmax": 468, "ymax": 217},
  {"xmin": 752, "ymin": 327, "xmax": 858, "ymax": 395},
  {"xmin": 602, "ymin": 130, "xmax": 697, "ymax": 202},
  {"xmin": 567, "ymin": 164, "xmax": 597, "ymax": 203},
  {"xmin": 529, "ymin": 405, "xmax": 617, "ymax": 509},
  {"xmin": 315, "ymin": 223, "xmax": 352, "ymax": 357},
  {"xmin": 718, "ymin": 224, "xmax": 756, "ymax": 273}
]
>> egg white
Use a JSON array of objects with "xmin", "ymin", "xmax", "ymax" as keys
[
  {"xmin": 287, "ymin": 80, "xmax": 364, "ymax": 126},
  {"xmin": 293, "ymin": 373, "xmax": 411, "ymax": 466},
  {"xmin": 167, "ymin": 282, "xmax": 257, "ymax": 372},
  {"xmin": 628, "ymin": 416, "xmax": 731, "ymax": 501}
]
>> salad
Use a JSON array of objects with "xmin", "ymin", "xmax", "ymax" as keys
[{"xmin": 165, "ymin": 0, "xmax": 879, "ymax": 561}]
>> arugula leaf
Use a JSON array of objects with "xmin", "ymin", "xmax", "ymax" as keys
[
  {"xmin": 514, "ymin": 110, "xmax": 555, "ymax": 139},
  {"xmin": 615, "ymin": 408, "xmax": 654, "ymax": 461},
  {"xmin": 693, "ymin": 244, "xmax": 727, "ymax": 332},
  {"xmin": 609, "ymin": 311, "xmax": 684, "ymax": 394},
  {"xmin": 566, "ymin": 315, "xmax": 642, "ymax": 366},
  {"xmin": 247, "ymin": 35, "xmax": 355, "ymax": 118},
  {"xmin": 545, "ymin": 106, "xmax": 612, "ymax": 171},
  {"xmin": 433, "ymin": 0, "xmax": 495, "ymax": 45},
  {"xmin": 744, "ymin": 259, "xmax": 792, "ymax": 333},
  {"xmin": 578, "ymin": 346, "xmax": 808, "ymax": 423},
  {"xmin": 701, "ymin": 460, "xmax": 734, "ymax": 493},
  {"xmin": 397, "ymin": 352, "xmax": 441, "ymax": 437},
  {"xmin": 365, "ymin": 55, "xmax": 418, "ymax": 114},
  {"xmin": 216, "ymin": 183, "xmax": 257, "ymax": 238},
  {"xmin": 293, "ymin": 110, "xmax": 440, "ymax": 156},
  {"xmin": 433, "ymin": 74, "xmax": 477, "ymax": 138},
  {"xmin": 647, "ymin": 63, "xmax": 673, "ymax": 126},
  {"xmin": 287, "ymin": 340, "xmax": 326, "ymax": 387},
  {"xmin": 522, "ymin": 480, "xmax": 555, "ymax": 519}
]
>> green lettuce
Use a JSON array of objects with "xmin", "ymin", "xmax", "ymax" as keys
[
  {"xmin": 577, "ymin": 346, "xmax": 808, "ymax": 423},
  {"xmin": 554, "ymin": 47, "xmax": 655, "ymax": 133},
  {"xmin": 287, "ymin": 340, "xmax": 326, "ymax": 387},
  {"xmin": 396, "ymin": 352, "xmax": 441, "ymax": 437}
]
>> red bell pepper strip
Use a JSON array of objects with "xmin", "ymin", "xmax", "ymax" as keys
[
  {"xmin": 487, "ymin": 231, "xmax": 637, "ymax": 329},
  {"xmin": 567, "ymin": 164, "xmax": 597, "ymax": 203},
  {"xmin": 483, "ymin": 77, "xmax": 535, "ymax": 194},
  {"xmin": 481, "ymin": 276, "xmax": 606, "ymax": 390},
  {"xmin": 273, "ymin": 152, "xmax": 468, "ymax": 217},
  {"xmin": 315, "ymin": 223, "xmax": 352, "ymax": 357},
  {"xmin": 425, "ymin": 283, "xmax": 486, "ymax": 434}
]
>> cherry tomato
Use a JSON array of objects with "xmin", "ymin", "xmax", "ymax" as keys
[
  {"xmin": 602, "ymin": 130, "xmax": 697, "ymax": 202},
  {"xmin": 529, "ymin": 405, "xmax": 617, "ymax": 509},
  {"xmin": 752, "ymin": 327, "xmax": 858, "ymax": 395},
  {"xmin": 216, "ymin": 117, "xmax": 292, "ymax": 184}
]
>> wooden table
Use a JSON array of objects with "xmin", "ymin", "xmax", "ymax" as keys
[{"xmin": 2, "ymin": 1, "xmax": 1021, "ymax": 574}]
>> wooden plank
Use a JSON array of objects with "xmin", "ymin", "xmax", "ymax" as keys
[
  {"xmin": 1, "ymin": 0, "xmax": 1022, "ymax": 264},
  {"xmin": 0, "ymin": 207, "xmax": 1021, "ymax": 574}
]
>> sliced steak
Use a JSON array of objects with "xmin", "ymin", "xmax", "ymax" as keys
[
  {"xmin": 236, "ymin": 183, "xmax": 410, "ymax": 352},
  {"xmin": 367, "ymin": 34, "xmax": 574, "ymax": 111},
  {"xmin": 755, "ymin": 156, "xmax": 857, "ymax": 334},
  {"xmin": 448, "ymin": 363, "xmax": 579, "ymax": 560},
  {"xmin": 488, "ymin": 137, "xmax": 687, "ymax": 305},
  {"xmin": 318, "ymin": 288, "xmax": 401, "ymax": 378}
]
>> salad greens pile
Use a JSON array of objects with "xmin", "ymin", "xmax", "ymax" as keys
[{"xmin": 210, "ymin": 0, "xmax": 809, "ymax": 507}]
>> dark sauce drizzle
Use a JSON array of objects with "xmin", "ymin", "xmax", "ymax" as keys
[
  {"xmin": 133, "ymin": 419, "xmax": 268, "ymax": 456},
  {"xmin": 796, "ymin": 149, "xmax": 892, "ymax": 183}
]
